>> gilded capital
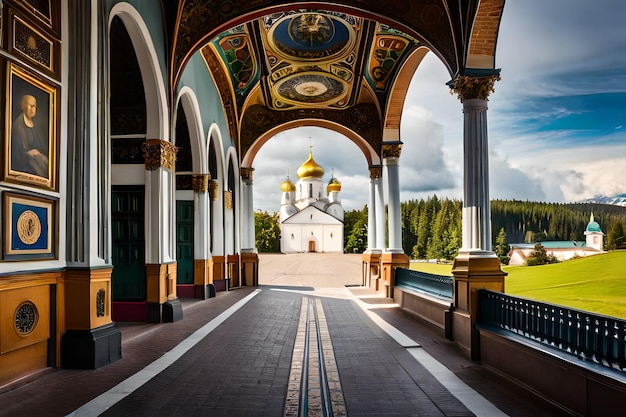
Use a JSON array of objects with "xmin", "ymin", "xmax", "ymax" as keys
[
  {"xmin": 449, "ymin": 73, "xmax": 501, "ymax": 101},
  {"xmin": 192, "ymin": 174, "xmax": 210, "ymax": 192},
  {"xmin": 241, "ymin": 167, "xmax": 254, "ymax": 181},
  {"xmin": 142, "ymin": 139, "xmax": 178, "ymax": 171},
  {"xmin": 209, "ymin": 180, "xmax": 220, "ymax": 201},
  {"xmin": 224, "ymin": 190, "xmax": 233, "ymax": 210},
  {"xmin": 382, "ymin": 143, "xmax": 402, "ymax": 158},
  {"xmin": 369, "ymin": 166, "xmax": 382, "ymax": 179}
]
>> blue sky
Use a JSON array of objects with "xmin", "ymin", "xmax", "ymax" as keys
[{"xmin": 253, "ymin": 1, "xmax": 626, "ymax": 212}]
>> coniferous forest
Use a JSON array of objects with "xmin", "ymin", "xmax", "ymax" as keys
[
  {"xmin": 257, "ymin": 198, "xmax": 626, "ymax": 258},
  {"xmin": 342, "ymin": 197, "xmax": 626, "ymax": 259}
]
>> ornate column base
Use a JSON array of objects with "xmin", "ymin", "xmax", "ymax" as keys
[
  {"xmin": 146, "ymin": 263, "xmax": 183, "ymax": 323},
  {"xmin": 210, "ymin": 256, "xmax": 227, "ymax": 292},
  {"xmin": 451, "ymin": 250, "xmax": 506, "ymax": 361},
  {"xmin": 227, "ymin": 254, "xmax": 239, "ymax": 287},
  {"xmin": 193, "ymin": 259, "xmax": 214, "ymax": 299},
  {"xmin": 361, "ymin": 249, "xmax": 382, "ymax": 288},
  {"xmin": 381, "ymin": 251, "xmax": 409, "ymax": 298},
  {"xmin": 62, "ymin": 267, "xmax": 121, "ymax": 369},
  {"xmin": 241, "ymin": 251, "xmax": 259, "ymax": 286}
]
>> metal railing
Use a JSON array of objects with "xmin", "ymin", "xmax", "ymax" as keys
[
  {"xmin": 479, "ymin": 289, "xmax": 626, "ymax": 372},
  {"xmin": 395, "ymin": 268, "xmax": 453, "ymax": 300}
]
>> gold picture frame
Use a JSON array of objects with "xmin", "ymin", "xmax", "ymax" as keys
[
  {"xmin": 10, "ymin": 11, "xmax": 57, "ymax": 78},
  {"xmin": 4, "ymin": 62, "xmax": 58, "ymax": 190},
  {"xmin": 3, "ymin": 191, "xmax": 56, "ymax": 260}
]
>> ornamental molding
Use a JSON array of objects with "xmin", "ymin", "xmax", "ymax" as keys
[
  {"xmin": 192, "ymin": 174, "xmax": 211, "ymax": 192},
  {"xmin": 142, "ymin": 139, "xmax": 178, "ymax": 171},
  {"xmin": 382, "ymin": 143, "xmax": 402, "ymax": 158}
]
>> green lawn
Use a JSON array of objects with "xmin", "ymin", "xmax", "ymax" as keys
[{"xmin": 409, "ymin": 251, "xmax": 626, "ymax": 319}]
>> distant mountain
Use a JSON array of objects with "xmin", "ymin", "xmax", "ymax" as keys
[{"xmin": 578, "ymin": 194, "xmax": 626, "ymax": 207}]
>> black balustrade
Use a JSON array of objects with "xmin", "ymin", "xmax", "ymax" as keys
[
  {"xmin": 479, "ymin": 289, "xmax": 626, "ymax": 372},
  {"xmin": 395, "ymin": 268, "xmax": 453, "ymax": 300}
]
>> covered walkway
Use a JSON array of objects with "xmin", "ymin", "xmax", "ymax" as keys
[{"xmin": 0, "ymin": 254, "xmax": 568, "ymax": 417}]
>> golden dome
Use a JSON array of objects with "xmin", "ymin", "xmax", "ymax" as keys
[
  {"xmin": 327, "ymin": 176, "xmax": 341, "ymax": 193},
  {"xmin": 297, "ymin": 151, "xmax": 324, "ymax": 179},
  {"xmin": 280, "ymin": 176, "xmax": 296, "ymax": 192}
]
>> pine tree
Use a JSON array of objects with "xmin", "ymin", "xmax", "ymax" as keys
[{"xmin": 494, "ymin": 227, "xmax": 510, "ymax": 265}]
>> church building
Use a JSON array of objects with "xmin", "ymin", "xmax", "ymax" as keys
[{"xmin": 279, "ymin": 149, "xmax": 344, "ymax": 253}]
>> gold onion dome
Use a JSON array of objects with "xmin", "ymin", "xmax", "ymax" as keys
[
  {"xmin": 327, "ymin": 176, "xmax": 341, "ymax": 193},
  {"xmin": 297, "ymin": 151, "xmax": 324, "ymax": 179},
  {"xmin": 280, "ymin": 176, "xmax": 296, "ymax": 192}
]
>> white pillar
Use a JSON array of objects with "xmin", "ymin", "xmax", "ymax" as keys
[
  {"xmin": 193, "ymin": 174, "xmax": 211, "ymax": 260},
  {"xmin": 144, "ymin": 140, "xmax": 177, "ymax": 263},
  {"xmin": 210, "ymin": 180, "xmax": 224, "ymax": 256},
  {"xmin": 461, "ymin": 98, "xmax": 491, "ymax": 251},
  {"xmin": 241, "ymin": 168, "xmax": 255, "ymax": 250},
  {"xmin": 375, "ymin": 175, "xmax": 386, "ymax": 250},
  {"xmin": 368, "ymin": 174, "xmax": 377, "ymax": 249},
  {"xmin": 383, "ymin": 149, "xmax": 402, "ymax": 251}
]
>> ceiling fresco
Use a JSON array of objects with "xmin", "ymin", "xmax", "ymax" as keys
[{"xmin": 170, "ymin": 0, "xmax": 504, "ymax": 163}]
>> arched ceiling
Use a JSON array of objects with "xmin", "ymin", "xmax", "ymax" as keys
[{"xmin": 166, "ymin": 0, "xmax": 505, "ymax": 166}]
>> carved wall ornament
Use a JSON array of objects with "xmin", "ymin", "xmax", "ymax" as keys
[
  {"xmin": 382, "ymin": 143, "xmax": 402, "ymax": 158},
  {"xmin": 15, "ymin": 301, "xmax": 38, "ymax": 335},
  {"xmin": 192, "ymin": 174, "xmax": 211, "ymax": 192},
  {"xmin": 96, "ymin": 289, "xmax": 106, "ymax": 317},
  {"xmin": 142, "ymin": 139, "xmax": 178, "ymax": 171},
  {"xmin": 449, "ymin": 74, "xmax": 501, "ymax": 101}
]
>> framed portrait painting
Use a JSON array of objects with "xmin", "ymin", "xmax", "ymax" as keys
[
  {"xmin": 4, "ymin": 62, "xmax": 57, "ymax": 190},
  {"xmin": 3, "ymin": 192, "xmax": 56, "ymax": 260}
]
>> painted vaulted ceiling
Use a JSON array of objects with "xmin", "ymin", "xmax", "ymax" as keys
[{"xmin": 165, "ymin": 0, "xmax": 505, "ymax": 164}]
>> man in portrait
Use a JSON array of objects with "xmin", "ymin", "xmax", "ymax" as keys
[{"xmin": 11, "ymin": 94, "xmax": 49, "ymax": 177}]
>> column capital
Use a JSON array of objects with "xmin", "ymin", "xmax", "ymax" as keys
[
  {"xmin": 209, "ymin": 180, "xmax": 220, "ymax": 201},
  {"xmin": 241, "ymin": 167, "xmax": 254, "ymax": 181},
  {"xmin": 142, "ymin": 139, "xmax": 178, "ymax": 171},
  {"xmin": 382, "ymin": 142, "xmax": 402, "ymax": 158},
  {"xmin": 192, "ymin": 173, "xmax": 210, "ymax": 192},
  {"xmin": 449, "ymin": 73, "xmax": 501, "ymax": 101},
  {"xmin": 369, "ymin": 166, "xmax": 382, "ymax": 179}
]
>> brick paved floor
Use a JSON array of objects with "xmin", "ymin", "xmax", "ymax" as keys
[{"xmin": 0, "ymin": 254, "xmax": 572, "ymax": 417}]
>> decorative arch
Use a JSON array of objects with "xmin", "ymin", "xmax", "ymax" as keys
[
  {"xmin": 382, "ymin": 46, "xmax": 431, "ymax": 142},
  {"xmin": 466, "ymin": 0, "xmax": 505, "ymax": 70},
  {"xmin": 241, "ymin": 119, "xmax": 380, "ymax": 169},
  {"xmin": 175, "ymin": 87, "xmax": 206, "ymax": 174},
  {"xmin": 109, "ymin": 3, "xmax": 169, "ymax": 140}
]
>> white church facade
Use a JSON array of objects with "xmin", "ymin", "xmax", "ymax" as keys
[{"xmin": 279, "ymin": 149, "xmax": 344, "ymax": 253}]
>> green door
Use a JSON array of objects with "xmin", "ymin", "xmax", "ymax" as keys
[
  {"xmin": 111, "ymin": 186, "xmax": 146, "ymax": 300},
  {"xmin": 176, "ymin": 201, "xmax": 194, "ymax": 284}
]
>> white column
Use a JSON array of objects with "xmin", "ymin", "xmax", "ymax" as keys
[
  {"xmin": 461, "ymin": 98, "xmax": 491, "ymax": 251},
  {"xmin": 144, "ymin": 140, "xmax": 177, "ymax": 264},
  {"xmin": 374, "ymin": 176, "xmax": 386, "ymax": 250},
  {"xmin": 383, "ymin": 152, "xmax": 402, "ymax": 251},
  {"xmin": 367, "ymin": 175, "xmax": 377, "ymax": 249},
  {"xmin": 241, "ymin": 168, "xmax": 255, "ymax": 250},
  {"xmin": 210, "ymin": 180, "xmax": 224, "ymax": 257},
  {"xmin": 193, "ymin": 174, "xmax": 211, "ymax": 260}
]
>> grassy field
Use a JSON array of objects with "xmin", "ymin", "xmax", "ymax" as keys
[{"xmin": 409, "ymin": 251, "xmax": 626, "ymax": 319}]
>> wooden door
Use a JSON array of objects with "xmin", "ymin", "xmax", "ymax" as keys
[{"xmin": 176, "ymin": 201, "xmax": 194, "ymax": 285}]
